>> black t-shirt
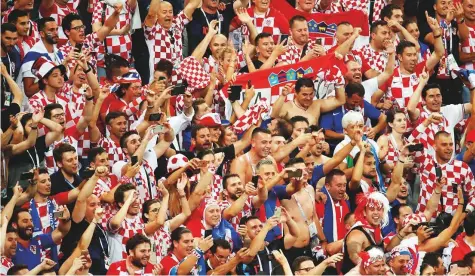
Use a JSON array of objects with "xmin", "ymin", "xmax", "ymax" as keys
[
  {"xmin": 9, "ymin": 135, "xmax": 48, "ymax": 167},
  {"xmin": 60, "ymin": 219, "xmax": 109, "ymax": 275},
  {"xmin": 239, "ymin": 60, "xmax": 265, "ymax": 74},
  {"xmin": 1, "ymin": 50, "xmax": 21, "ymax": 108},
  {"xmin": 244, "ymin": 238, "xmax": 285, "ymax": 275},
  {"xmin": 1, "ymin": 103, "xmax": 20, "ymax": 132},
  {"xmin": 50, "ymin": 170, "xmax": 83, "ymax": 195},
  {"xmin": 186, "ymin": 4, "xmax": 235, "ymax": 55}
]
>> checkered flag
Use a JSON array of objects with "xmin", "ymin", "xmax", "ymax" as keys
[
  {"xmin": 233, "ymin": 99, "xmax": 269, "ymax": 134},
  {"xmin": 316, "ymin": 64, "xmax": 345, "ymax": 88}
]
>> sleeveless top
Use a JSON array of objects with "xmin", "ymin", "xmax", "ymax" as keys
[{"xmin": 341, "ymin": 226, "xmax": 384, "ymax": 274}]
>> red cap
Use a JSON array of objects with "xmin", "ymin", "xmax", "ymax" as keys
[
  {"xmin": 467, "ymin": 130, "xmax": 475, "ymax": 143},
  {"xmin": 198, "ymin": 113, "xmax": 221, "ymax": 127}
]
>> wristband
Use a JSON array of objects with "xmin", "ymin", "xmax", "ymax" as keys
[
  {"xmin": 459, "ymin": 203, "xmax": 464, "ymax": 206},
  {"xmin": 192, "ymin": 248, "xmax": 204, "ymax": 258},
  {"xmin": 86, "ymin": 95, "xmax": 94, "ymax": 101},
  {"xmin": 433, "ymin": 34, "xmax": 441, "ymax": 39},
  {"xmin": 84, "ymin": 66, "xmax": 92, "ymax": 73},
  {"xmin": 435, "ymin": 190, "xmax": 441, "ymax": 194},
  {"xmin": 30, "ymin": 125, "xmax": 38, "ymax": 130},
  {"xmin": 60, "ymin": 217, "xmax": 72, "ymax": 222}
]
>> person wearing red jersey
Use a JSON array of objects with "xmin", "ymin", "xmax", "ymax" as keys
[
  {"xmin": 7, "ymin": 10, "xmax": 35, "ymax": 61},
  {"xmin": 229, "ymin": 0, "xmax": 289, "ymax": 44},
  {"xmin": 98, "ymin": 112, "xmax": 128, "ymax": 168},
  {"xmin": 354, "ymin": 21, "xmax": 392, "ymax": 74},
  {"xmin": 451, "ymin": 212, "xmax": 475, "ymax": 262},
  {"xmin": 39, "ymin": 0, "xmax": 80, "ymax": 45},
  {"xmin": 1, "ymin": 0, "xmax": 39, "ymax": 45},
  {"xmin": 460, "ymin": 0, "xmax": 475, "ymax": 70},
  {"xmin": 107, "ymin": 234, "xmax": 162, "ymax": 275}
]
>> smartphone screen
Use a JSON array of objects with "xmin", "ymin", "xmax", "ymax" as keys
[
  {"xmin": 252, "ymin": 175, "xmax": 259, "ymax": 187},
  {"xmin": 452, "ymin": 183, "xmax": 458, "ymax": 193},
  {"xmin": 229, "ymin": 85, "xmax": 242, "ymax": 102},
  {"xmin": 53, "ymin": 210, "xmax": 64, "ymax": 219},
  {"xmin": 149, "ymin": 113, "xmax": 162, "ymax": 121},
  {"xmin": 172, "ymin": 85, "xmax": 186, "ymax": 96},
  {"xmin": 131, "ymin": 156, "xmax": 138, "ymax": 165},
  {"xmin": 204, "ymin": 229, "xmax": 213, "ymax": 238}
]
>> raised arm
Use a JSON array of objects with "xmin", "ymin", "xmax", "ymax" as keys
[
  {"xmin": 109, "ymin": 190, "xmax": 137, "ymax": 231},
  {"xmin": 407, "ymin": 69, "xmax": 429, "ymax": 122},
  {"xmin": 349, "ymin": 141, "xmax": 367, "ymax": 190},
  {"xmin": 423, "ymin": 179, "xmax": 443, "ymax": 221},
  {"xmin": 270, "ymin": 84, "xmax": 292, "ymax": 119},
  {"xmin": 191, "ymin": 20, "xmax": 218, "ymax": 61},
  {"xmin": 169, "ymin": 174, "xmax": 192, "ymax": 230},
  {"xmin": 96, "ymin": 4, "xmax": 123, "ymax": 41},
  {"xmin": 281, "ymin": 207, "xmax": 299, "ymax": 249},
  {"xmin": 188, "ymin": 171, "xmax": 213, "ymax": 211},
  {"xmin": 424, "ymin": 12, "xmax": 445, "ymax": 71},
  {"xmin": 317, "ymin": 85, "xmax": 345, "ymax": 113},
  {"xmin": 51, "ymin": 206, "xmax": 71, "ymax": 244},
  {"xmin": 183, "ymin": 0, "xmax": 200, "ymax": 20},
  {"xmin": 389, "ymin": 20, "xmax": 420, "ymax": 51},
  {"xmin": 248, "ymin": 217, "xmax": 279, "ymax": 257},
  {"xmin": 144, "ymin": 181, "xmax": 169, "ymax": 235},
  {"xmin": 9, "ymin": 109, "xmax": 42, "ymax": 155},
  {"xmin": 223, "ymin": 183, "xmax": 252, "ymax": 220},
  {"xmin": 376, "ymin": 43, "xmax": 396, "ymax": 86},
  {"xmin": 72, "ymin": 167, "xmax": 106, "ymax": 223},
  {"xmin": 0, "ymin": 64, "xmax": 23, "ymax": 106},
  {"xmin": 177, "ymin": 237, "xmax": 213, "ymax": 275},
  {"xmin": 144, "ymin": 0, "xmax": 161, "ymax": 27},
  {"xmin": 236, "ymin": 8, "xmax": 258, "ymax": 44}
]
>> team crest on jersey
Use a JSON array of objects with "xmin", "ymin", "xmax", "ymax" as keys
[
  {"xmin": 263, "ymin": 18, "xmax": 274, "ymax": 27},
  {"xmin": 30, "ymin": 245, "xmax": 37, "ymax": 254}
]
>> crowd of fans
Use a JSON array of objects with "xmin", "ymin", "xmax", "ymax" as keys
[{"xmin": 1, "ymin": 0, "xmax": 475, "ymax": 274}]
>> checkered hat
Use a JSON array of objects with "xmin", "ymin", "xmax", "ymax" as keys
[
  {"xmin": 167, "ymin": 154, "xmax": 189, "ymax": 173},
  {"xmin": 178, "ymin": 56, "xmax": 210, "ymax": 94},
  {"xmin": 199, "ymin": 113, "xmax": 222, "ymax": 127},
  {"xmin": 31, "ymin": 57, "xmax": 66, "ymax": 80},
  {"xmin": 402, "ymin": 213, "xmax": 426, "ymax": 228}
]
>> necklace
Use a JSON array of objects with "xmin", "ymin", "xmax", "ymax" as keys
[{"xmin": 293, "ymin": 99, "xmax": 308, "ymax": 111}]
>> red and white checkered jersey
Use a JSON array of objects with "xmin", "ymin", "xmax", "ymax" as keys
[
  {"xmin": 417, "ymin": 152, "xmax": 475, "ymax": 217},
  {"xmin": 381, "ymin": 134, "xmax": 409, "ymax": 184},
  {"xmin": 409, "ymin": 105, "xmax": 465, "ymax": 157},
  {"xmin": 107, "ymin": 94, "xmax": 146, "ymax": 128},
  {"xmin": 39, "ymin": 0, "xmax": 79, "ymax": 43},
  {"xmin": 92, "ymin": 2, "xmax": 134, "ymax": 67},
  {"xmin": 144, "ymin": 11, "xmax": 189, "ymax": 85},
  {"xmin": 0, "ymin": 257, "xmax": 13, "ymax": 276},
  {"xmin": 31, "ymin": 198, "xmax": 59, "ymax": 235},
  {"xmin": 219, "ymin": 197, "xmax": 254, "ymax": 230},
  {"xmin": 44, "ymin": 129, "xmax": 81, "ymax": 174},
  {"xmin": 461, "ymin": 25, "xmax": 475, "ymax": 70},
  {"xmin": 379, "ymin": 61, "xmax": 427, "ymax": 110},
  {"xmin": 354, "ymin": 44, "xmax": 388, "ymax": 73},
  {"xmin": 93, "ymin": 174, "xmax": 120, "ymax": 228},
  {"xmin": 149, "ymin": 221, "xmax": 172, "ymax": 263},
  {"xmin": 107, "ymin": 259, "xmax": 155, "ymax": 276},
  {"xmin": 59, "ymin": 32, "xmax": 102, "ymax": 72},
  {"xmin": 98, "ymin": 136, "xmax": 127, "ymax": 168},
  {"xmin": 278, "ymin": 39, "xmax": 318, "ymax": 64},
  {"xmin": 341, "ymin": 0, "xmax": 386, "ymax": 23},
  {"xmin": 28, "ymin": 90, "xmax": 68, "ymax": 112},
  {"xmin": 2, "ymin": 7, "xmax": 40, "ymax": 43},
  {"xmin": 230, "ymin": 7, "xmax": 290, "ymax": 44},
  {"xmin": 312, "ymin": 0, "xmax": 344, "ymax": 13},
  {"xmin": 189, "ymin": 174, "xmax": 223, "ymax": 202},
  {"xmin": 107, "ymin": 215, "xmax": 145, "ymax": 262}
]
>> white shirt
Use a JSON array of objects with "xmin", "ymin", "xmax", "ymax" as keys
[{"xmin": 334, "ymin": 135, "xmax": 379, "ymax": 164}]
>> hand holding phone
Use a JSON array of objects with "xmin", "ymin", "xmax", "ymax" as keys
[
  {"xmin": 53, "ymin": 210, "xmax": 64, "ymax": 219},
  {"xmin": 131, "ymin": 156, "xmax": 138, "ymax": 165},
  {"xmin": 149, "ymin": 113, "xmax": 162, "ymax": 121},
  {"xmin": 407, "ymin": 143, "xmax": 424, "ymax": 152},
  {"xmin": 251, "ymin": 175, "xmax": 259, "ymax": 187},
  {"xmin": 435, "ymin": 166, "xmax": 442, "ymax": 181},
  {"xmin": 229, "ymin": 85, "xmax": 242, "ymax": 102},
  {"xmin": 274, "ymin": 207, "xmax": 282, "ymax": 219}
]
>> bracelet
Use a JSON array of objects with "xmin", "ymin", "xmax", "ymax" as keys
[
  {"xmin": 459, "ymin": 203, "xmax": 464, "ymax": 206},
  {"xmin": 84, "ymin": 66, "xmax": 92, "ymax": 73},
  {"xmin": 60, "ymin": 217, "xmax": 72, "ymax": 222},
  {"xmin": 397, "ymin": 233, "xmax": 404, "ymax": 240},
  {"xmin": 30, "ymin": 125, "xmax": 38, "ymax": 130},
  {"xmin": 192, "ymin": 248, "xmax": 204, "ymax": 259},
  {"xmin": 398, "ymin": 159, "xmax": 405, "ymax": 163},
  {"xmin": 86, "ymin": 95, "xmax": 94, "ymax": 101},
  {"xmin": 147, "ymin": 105, "xmax": 154, "ymax": 109},
  {"xmin": 434, "ymin": 34, "xmax": 442, "ymax": 39},
  {"xmin": 435, "ymin": 190, "xmax": 441, "ymax": 194}
]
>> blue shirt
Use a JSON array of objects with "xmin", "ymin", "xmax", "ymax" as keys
[
  {"xmin": 456, "ymin": 147, "xmax": 475, "ymax": 174},
  {"xmin": 320, "ymin": 101, "xmax": 381, "ymax": 134},
  {"xmin": 310, "ymin": 164, "xmax": 325, "ymax": 189},
  {"xmin": 264, "ymin": 186, "xmax": 291, "ymax": 242},
  {"xmin": 13, "ymin": 233, "xmax": 55, "ymax": 270}
]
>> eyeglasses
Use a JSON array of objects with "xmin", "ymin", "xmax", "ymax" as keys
[
  {"xmin": 168, "ymin": 30, "xmax": 175, "ymax": 45},
  {"xmin": 71, "ymin": 25, "xmax": 86, "ymax": 31},
  {"xmin": 214, "ymin": 254, "xmax": 229, "ymax": 261},
  {"xmin": 296, "ymin": 267, "xmax": 315, "ymax": 272},
  {"xmin": 51, "ymin": 113, "xmax": 65, "ymax": 119}
]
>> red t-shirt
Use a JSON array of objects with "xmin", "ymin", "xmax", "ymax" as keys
[
  {"xmin": 106, "ymin": 259, "xmax": 154, "ymax": 275},
  {"xmin": 160, "ymin": 254, "xmax": 180, "ymax": 276}
]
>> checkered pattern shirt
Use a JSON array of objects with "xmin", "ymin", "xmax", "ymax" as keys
[
  {"xmin": 39, "ymin": 0, "xmax": 79, "ymax": 43},
  {"xmin": 219, "ymin": 197, "xmax": 254, "ymax": 230},
  {"xmin": 44, "ymin": 130, "xmax": 80, "ymax": 174},
  {"xmin": 108, "ymin": 94, "xmax": 146, "ymax": 129},
  {"xmin": 312, "ymin": 0, "xmax": 344, "ymax": 13},
  {"xmin": 461, "ymin": 25, "xmax": 475, "ymax": 70},
  {"xmin": 59, "ymin": 32, "xmax": 102, "ymax": 72},
  {"xmin": 30, "ymin": 199, "xmax": 59, "ymax": 235},
  {"xmin": 144, "ymin": 11, "xmax": 189, "ymax": 85},
  {"xmin": 93, "ymin": 174, "xmax": 120, "ymax": 228},
  {"xmin": 189, "ymin": 174, "xmax": 223, "ymax": 202},
  {"xmin": 341, "ymin": 0, "xmax": 387, "ymax": 23},
  {"xmin": 233, "ymin": 99, "xmax": 269, "ymax": 134},
  {"xmin": 354, "ymin": 44, "xmax": 388, "ymax": 73},
  {"xmin": 150, "ymin": 221, "xmax": 172, "ymax": 263},
  {"xmin": 28, "ymin": 90, "xmax": 68, "ymax": 112},
  {"xmin": 0, "ymin": 257, "xmax": 13, "ymax": 276},
  {"xmin": 92, "ymin": 2, "xmax": 134, "ymax": 67},
  {"xmin": 379, "ymin": 61, "xmax": 427, "ymax": 110},
  {"xmin": 230, "ymin": 7, "xmax": 289, "ymax": 44},
  {"xmin": 2, "ymin": 7, "xmax": 40, "ymax": 43},
  {"xmin": 98, "ymin": 136, "xmax": 127, "ymax": 168},
  {"xmin": 108, "ymin": 215, "xmax": 145, "ymax": 259},
  {"xmin": 417, "ymin": 152, "xmax": 475, "ymax": 217},
  {"xmin": 278, "ymin": 39, "xmax": 319, "ymax": 64}
]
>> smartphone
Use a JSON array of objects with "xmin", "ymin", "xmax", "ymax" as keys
[
  {"xmin": 204, "ymin": 229, "xmax": 213, "ymax": 238},
  {"xmin": 198, "ymin": 160, "xmax": 208, "ymax": 168},
  {"xmin": 247, "ymin": 80, "xmax": 252, "ymax": 89},
  {"xmin": 408, "ymin": 143, "xmax": 424, "ymax": 152},
  {"xmin": 243, "ymin": 238, "xmax": 251, "ymax": 248},
  {"xmin": 288, "ymin": 169, "xmax": 303, "ymax": 178},
  {"xmin": 252, "ymin": 175, "xmax": 259, "ymax": 187},
  {"xmin": 131, "ymin": 156, "xmax": 138, "ymax": 166},
  {"xmin": 20, "ymin": 172, "xmax": 34, "ymax": 180},
  {"xmin": 149, "ymin": 113, "xmax": 162, "ymax": 122},
  {"xmin": 274, "ymin": 206, "xmax": 282, "ymax": 219},
  {"xmin": 435, "ymin": 166, "xmax": 442, "ymax": 180},
  {"xmin": 315, "ymin": 38, "xmax": 323, "ymax": 45},
  {"xmin": 280, "ymin": 34, "xmax": 289, "ymax": 44},
  {"xmin": 452, "ymin": 182, "xmax": 458, "ymax": 193},
  {"xmin": 74, "ymin": 43, "xmax": 83, "ymax": 53},
  {"xmin": 53, "ymin": 210, "xmax": 64, "ymax": 219},
  {"xmin": 80, "ymin": 168, "xmax": 95, "ymax": 179},
  {"xmin": 229, "ymin": 85, "xmax": 242, "ymax": 102},
  {"xmin": 172, "ymin": 84, "xmax": 186, "ymax": 96},
  {"xmin": 362, "ymin": 133, "xmax": 367, "ymax": 140},
  {"xmin": 153, "ymin": 125, "xmax": 166, "ymax": 134}
]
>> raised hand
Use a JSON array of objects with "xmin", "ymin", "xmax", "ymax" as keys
[
  {"xmin": 273, "ymin": 39, "xmax": 288, "ymax": 56},
  {"xmin": 40, "ymin": 258, "xmax": 57, "ymax": 270},
  {"xmin": 236, "ymin": 7, "xmax": 252, "ymax": 25},
  {"xmin": 207, "ymin": 20, "xmax": 219, "ymax": 37},
  {"xmin": 152, "ymin": 263, "xmax": 163, "ymax": 276},
  {"xmin": 95, "ymin": 165, "xmax": 109, "ymax": 177},
  {"xmin": 57, "ymin": 205, "xmax": 71, "ymax": 221},
  {"xmin": 32, "ymin": 108, "xmax": 44, "ymax": 124},
  {"xmin": 324, "ymin": 253, "xmax": 343, "ymax": 267},
  {"xmin": 94, "ymin": 207, "xmax": 104, "ymax": 222},
  {"xmin": 271, "ymin": 249, "xmax": 288, "ymax": 265},
  {"xmin": 177, "ymin": 173, "xmax": 188, "ymax": 192},
  {"xmin": 13, "ymin": 182, "xmax": 23, "ymax": 198},
  {"xmin": 454, "ymin": 2, "xmax": 464, "ymax": 21},
  {"xmin": 198, "ymin": 235, "xmax": 214, "ymax": 252},
  {"xmin": 244, "ymin": 182, "xmax": 258, "ymax": 196},
  {"xmin": 425, "ymin": 11, "xmax": 441, "ymax": 32}
]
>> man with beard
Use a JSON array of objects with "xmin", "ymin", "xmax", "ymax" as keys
[
  {"xmin": 220, "ymin": 174, "xmax": 267, "ymax": 229},
  {"xmin": 11, "ymin": 207, "xmax": 71, "ymax": 269},
  {"xmin": 345, "ymin": 246, "xmax": 387, "ymax": 276},
  {"xmin": 107, "ymin": 234, "xmax": 157, "ymax": 275},
  {"xmin": 271, "ymin": 77, "xmax": 345, "ymax": 126},
  {"xmin": 7, "ymin": 10, "xmax": 35, "ymax": 60},
  {"xmin": 160, "ymin": 227, "xmax": 213, "ymax": 275},
  {"xmin": 1, "ymin": 24, "xmax": 20, "ymax": 83},
  {"xmin": 98, "ymin": 112, "xmax": 128, "ymax": 168},
  {"xmin": 231, "ymin": 128, "xmax": 276, "ymax": 184},
  {"xmin": 415, "ymin": 130, "xmax": 475, "ymax": 217},
  {"xmin": 341, "ymin": 192, "xmax": 390, "ymax": 274},
  {"xmin": 1, "ymin": 228, "xmax": 18, "ymax": 274},
  {"xmin": 20, "ymin": 17, "xmax": 70, "ymax": 98},
  {"xmin": 320, "ymin": 82, "xmax": 387, "ymax": 144},
  {"xmin": 108, "ymin": 184, "xmax": 145, "ymax": 264},
  {"xmin": 280, "ymin": 158, "xmax": 327, "ymax": 267},
  {"xmin": 278, "ymin": 16, "xmax": 327, "ymax": 64},
  {"xmin": 372, "ymin": 18, "xmax": 445, "ymax": 111},
  {"xmin": 354, "ymin": 21, "xmax": 393, "ymax": 74}
]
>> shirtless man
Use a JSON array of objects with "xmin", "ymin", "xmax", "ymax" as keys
[
  {"xmin": 270, "ymin": 77, "xmax": 345, "ymax": 126},
  {"xmin": 280, "ymin": 157, "xmax": 327, "ymax": 267},
  {"xmin": 231, "ymin": 128, "xmax": 277, "ymax": 184}
]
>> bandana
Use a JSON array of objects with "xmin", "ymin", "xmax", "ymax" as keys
[
  {"xmin": 359, "ymin": 247, "xmax": 384, "ymax": 270},
  {"xmin": 353, "ymin": 191, "xmax": 390, "ymax": 244}
]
